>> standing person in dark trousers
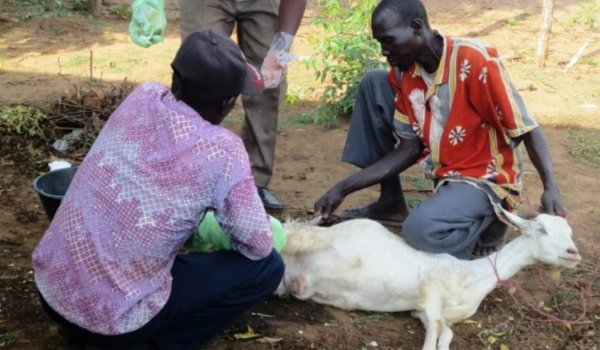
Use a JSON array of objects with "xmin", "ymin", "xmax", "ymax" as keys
[
  {"xmin": 33, "ymin": 30, "xmax": 284, "ymax": 350},
  {"xmin": 179, "ymin": 0, "xmax": 307, "ymax": 210},
  {"xmin": 314, "ymin": 0, "xmax": 566, "ymax": 260},
  {"xmin": 130, "ymin": 0, "xmax": 308, "ymax": 210}
]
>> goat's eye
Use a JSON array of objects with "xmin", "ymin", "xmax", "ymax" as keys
[{"xmin": 539, "ymin": 227, "xmax": 548, "ymax": 234}]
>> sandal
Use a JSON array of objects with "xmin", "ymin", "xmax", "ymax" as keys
[{"xmin": 335, "ymin": 205, "xmax": 405, "ymax": 228}]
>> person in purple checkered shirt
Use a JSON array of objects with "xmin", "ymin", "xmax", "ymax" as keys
[{"xmin": 32, "ymin": 29, "xmax": 284, "ymax": 350}]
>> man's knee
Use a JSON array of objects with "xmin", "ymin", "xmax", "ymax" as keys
[
  {"xmin": 359, "ymin": 69, "xmax": 389, "ymax": 92},
  {"xmin": 258, "ymin": 250, "xmax": 285, "ymax": 292},
  {"xmin": 402, "ymin": 210, "xmax": 434, "ymax": 251}
]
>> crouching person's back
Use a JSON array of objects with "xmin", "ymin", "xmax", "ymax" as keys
[{"xmin": 32, "ymin": 29, "xmax": 284, "ymax": 350}]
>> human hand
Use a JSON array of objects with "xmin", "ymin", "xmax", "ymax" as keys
[
  {"xmin": 540, "ymin": 187, "xmax": 566, "ymax": 217},
  {"xmin": 261, "ymin": 32, "xmax": 294, "ymax": 89},
  {"xmin": 314, "ymin": 185, "xmax": 346, "ymax": 223},
  {"xmin": 129, "ymin": 0, "xmax": 167, "ymax": 48}
]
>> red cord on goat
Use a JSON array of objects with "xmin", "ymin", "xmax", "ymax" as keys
[{"xmin": 487, "ymin": 213, "xmax": 599, "ymax": 324}]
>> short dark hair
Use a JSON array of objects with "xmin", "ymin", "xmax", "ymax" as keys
[{"xmin": 372, "ymin": 0, "xmax": 430, "ymax": 28}]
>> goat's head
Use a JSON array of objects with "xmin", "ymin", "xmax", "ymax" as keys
[{"xmin": 498, "ymin": 209, "xmax": 581, "ymax": 268}]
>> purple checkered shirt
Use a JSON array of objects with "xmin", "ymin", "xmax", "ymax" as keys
[{"xmin": 32, "ymin": 83, "xmax": 273, "ymax": 335}]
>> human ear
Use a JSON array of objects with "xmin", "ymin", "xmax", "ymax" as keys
[{"xmin": 171, "ymin": 68, "xmax": 183, "ymax": 99}]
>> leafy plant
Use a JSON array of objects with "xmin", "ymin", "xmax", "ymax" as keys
[
  {"xmin": 306, "ymin": 0, "xmax": 386, "ymax": 121},
  {"xmin": 110, "ymin": 5, "xmax": 132, "ymax": 19},
  {"xmin": 72, "ymin": 0, "xmax": 86, "ymax": 12},
  {"xmin": 285, "ymin": 85, "xmax": 307, "ymax": 105},
  {"xmin": 507, "ymin": 18, "xmax": 518, "ymax": 26},
  {"xmin": 0, "ymin": 105, "xmax": 47, "ymax": 138}
]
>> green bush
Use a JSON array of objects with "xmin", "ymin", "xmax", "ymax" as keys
[
  {"xmin": 72, "ymin": 0, "xmax": 86, "ymax": 12},
  {"xmin": 306, "ymin": 0, "xmax": 386, "ymax": 121},
  {"xmin": 0, "ymin": 105, "xmax": 47, "ymax": 138}
]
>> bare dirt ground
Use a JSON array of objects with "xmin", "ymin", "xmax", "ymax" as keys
[{"xmin": 0, "ymin": 0, "xmax": 599, "ymax": 349}]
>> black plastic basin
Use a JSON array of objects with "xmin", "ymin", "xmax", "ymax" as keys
[{"xmin": 33, "ymin": 167, "xmax": 78, "ymax": 221}]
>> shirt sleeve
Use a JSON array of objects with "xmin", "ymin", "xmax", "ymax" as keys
[
  {"xmin": 466, "ymin": 48, "xmax": 538, "ymax": 146},
  {"xmin": 388, "ymin": 68, "xmax": 418, "ymax": 139},
  {"xmin": 212, "ymin": 138, "xmax": 273, "ymax": 260}
]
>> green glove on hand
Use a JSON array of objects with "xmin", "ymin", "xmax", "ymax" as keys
[
  {"xmin": 185, "ymin": 211, "xmax": 287, "ymax": 253},
  {"xmin": 129, "ymin": 0, "xmax": 167, "ymax": 48}
]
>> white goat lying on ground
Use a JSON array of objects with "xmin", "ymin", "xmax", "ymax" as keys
[{"xmin": 276, "ymin": 209, "xmax": 581, "ymax": 350}]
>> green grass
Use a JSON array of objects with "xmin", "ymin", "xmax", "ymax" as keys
[
  {"xmin": 351, "ymin": 312, "xmax": 392, "ymax": 330},
  {"xmin": 277, "ymin": 114, "xmax": 310, "ymax": 130},
  {"xmin": 561, "ymin": 0, "xmax": 598, "ymax": 29},
  {"xmin": 578, "ymin": 57, "xmax": 599, "ymax": 66},
  {"xmin": 0, "ymin": 53, "xmax": 5, "ymax": 74},
  {"xmin": 569, "ymin": 130, "xmax": 600, "ymax": 166},
  {"xmin": 221, "ymin": 118, "xmax": 242, "ymax": 127},
  {"xmin": 402, "ymin": 174, "xmax": 431, "ymax": 191},
  {"xmin": 64, "ymin": 54, "xmax": 89, "ymax": 67},
  {"xmin": 0, "ymin": 0, "xmax": 77, "ymax": 19},
  {"xmin": 62, "ymin": 55, "xmax": 140, "ymax": 75},
  {"xmin": 406, "ymin": 197, "xmax": 424, "ymax": 209},
  {"xmin": 507, "ymin": 18, "xmax": 518, "ymax": 26},
  {"xmin": 0, "ymin": 331, "xmax": 20, "ymax": 347}
]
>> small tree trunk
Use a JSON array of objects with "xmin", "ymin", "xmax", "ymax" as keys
[
  {"xmin": 88, "ymin": 0, "xmax": 102, "ymax": 17},
  {"xmin": 536, "ymin": 0, "xmax": 554, "ymax": 68}
]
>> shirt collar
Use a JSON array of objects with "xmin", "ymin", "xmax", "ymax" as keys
[{"xmin": 412, "ymin": 32, "xmax": 452, "ymax": 86}]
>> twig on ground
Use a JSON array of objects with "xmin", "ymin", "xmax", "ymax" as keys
[{"xmin": 0, "ymin": 14, "xmax": 18, "ymax": 23}]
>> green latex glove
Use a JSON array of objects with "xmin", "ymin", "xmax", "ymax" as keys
[
  {"xmin": 185, "ymin": 211, "xmax": 287, "ymax": 253},
  {"xmin": 129, "ymin": 0, "xmax": 167, "ymax": 48}
]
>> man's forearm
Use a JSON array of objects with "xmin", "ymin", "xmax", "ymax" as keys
[
  {"xmin": 339, "ymin": 140, "xmax": 423, "ymax": 197},
  {"xmin": 277, "ymin": 0, "xmax": 307, "ymax": 35},
  {"xmin": 522, "ymin": 128, "xmax": 557, "ymax": 190}
]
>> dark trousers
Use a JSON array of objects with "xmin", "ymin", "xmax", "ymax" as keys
[
  {"xmin": 179, "ymin": 0, "xmax": 285, "ymax": 188},
  {"xmin": 40, "ymin": 250, "xmax": 285, "ymax": 350}
]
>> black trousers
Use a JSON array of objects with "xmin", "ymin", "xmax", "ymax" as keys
[{"xmin": 40, "ymin": 250, "xmax": 285, "ymax": 350}]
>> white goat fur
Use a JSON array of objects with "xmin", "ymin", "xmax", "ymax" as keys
[{"xmin": 277, "ymin": 211, "xmax": 580, "ymax": 350}]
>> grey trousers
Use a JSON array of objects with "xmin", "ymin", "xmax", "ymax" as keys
[
  {"xmin": 179, "ymin": 0, "xmax": 286, "ymax": 187},
  {"xmin": 342, "ymin": 69, "xmax": 498, "ymax": 260}
]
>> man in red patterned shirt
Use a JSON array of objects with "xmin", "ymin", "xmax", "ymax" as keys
[{"xmin": 314, "ymin": 0, "xmax": 566, "ymax": 259}]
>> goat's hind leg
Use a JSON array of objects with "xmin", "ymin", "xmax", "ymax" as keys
[
  {"xmin": 418, "ymin": 301, "xmax": 444, "ymax": 350},
  {"xmin": 436, "ymin": 325, "xmax": 453, "ymax": 350}
]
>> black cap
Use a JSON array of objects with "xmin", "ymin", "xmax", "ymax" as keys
[{"xmin": 171, "ymin": 29, "xmax": 264, "ymax": 98}]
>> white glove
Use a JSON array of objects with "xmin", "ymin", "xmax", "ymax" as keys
[{"xmin": 261, "ymin": 32, "xmax": 294, "ymax": 89}]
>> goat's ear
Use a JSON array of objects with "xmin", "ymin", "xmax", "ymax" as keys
[{"xmin": 497, "ymin": 208, "xmax": 534, "ymax": 234}]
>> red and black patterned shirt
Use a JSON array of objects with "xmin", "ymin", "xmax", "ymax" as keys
[{"xmin": 389, "ymin": 35, "xmax": 538, "ymax": 210}]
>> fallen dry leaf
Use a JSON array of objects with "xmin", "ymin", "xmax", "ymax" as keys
[
  {"xmin": 234, "ymin": 325, "xmax": 261, "ymax": 340},
  {"xmin": 257, "ymin": 337, "xmax": 283, "ymax": 344}
]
